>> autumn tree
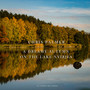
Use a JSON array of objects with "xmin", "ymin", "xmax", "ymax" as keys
[
  {"xmin": 18, "ymin": 19, "xmax": 26, "ymax": 43},
  {"xmin": 52, "ymin": 26, "xmax": 68, "ymax": 43},
  {"xmin": 25, "ymin": 21, "xmax": 37, "ymax": 43},
  {"xmin": 74, "ymin": 32, "xmax": 89, "ymax": 47},
  {"xmin": 10, "ymin": 17, "xmax": 20, "ymax": 43},
  {"xmin": 0, "ymin": 10, "xmax": 89, "ymax": 45},
  {"xmin": 0, "ymin": 24, "xmax": 9, "ymax": 43},
  {"xmin": 1, "ymin": 17, "xmax": 13, "ymax": 43},
  {"xmin": 65, "ymin": 27, "xmax": 78, "ymax": 44},
  {"xmin": 40, "ymin": 24, "xmax": 53, "ymax": 41}
]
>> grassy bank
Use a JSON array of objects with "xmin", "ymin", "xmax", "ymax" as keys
[
  {"xmin": 0, "ymin": 43, "xmax": 82, "ymax": 49},
  {"xmin": 58, "ymin": 43, "xmax": 82, "ymax": 48},
  {"xmin": 0, "ymin": 44, "xmax": 34, "ymax": 48}
]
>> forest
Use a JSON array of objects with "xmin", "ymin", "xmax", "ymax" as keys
[{"xmin": 0, "ymin": 10, "xmax": 89, "ymax": 47}]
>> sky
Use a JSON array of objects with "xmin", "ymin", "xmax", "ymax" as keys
[{"xmin": 0, "ymin": 0, "xmax": 90, "ymax": 32}]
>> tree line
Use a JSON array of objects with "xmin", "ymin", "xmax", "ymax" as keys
[{"xmin": 0, "ymin": 10, "xmax": 89, "ymax": 46}]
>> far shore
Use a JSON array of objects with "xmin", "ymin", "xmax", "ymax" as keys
[{"xmin": 0, "ymin": 43, "xmax": 82, "ymax": 49}]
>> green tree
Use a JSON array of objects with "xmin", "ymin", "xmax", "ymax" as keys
[
  {"xmin": 52, "ymin": 26, "xmax": 68, "ymax": 43},
  {"xmin": 74, "ymin": 32, "xmax": 84, "ymax": 44},
  {"xmin": 40, "ymin": 24, "xmax": 53, "ymax": 41}
]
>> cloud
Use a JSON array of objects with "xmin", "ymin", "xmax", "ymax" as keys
[
  {"xmin": 2, "ymin": 7, "xmax": 90, "ymax": 32},
  {"xmin": 53, "ymin": 23, "xmax": 90, "ymax": 32},
  {"xmin": 61, "ymin": 8, "xmax": 90, "ymax": 15},
  {"xmin": 4, "ymin": 8, "xmax": 31, "ymax": 14},
  {"xmin": 4, "ymin": 7, "xmax": 90, "ymax": 16},
  {"xmin": 54, "ymin": 23, "xmax": 90, "ymax": 28},
  {"xmin": 33, "ymin": 7, "xmax": 90, "ymax": 16}
]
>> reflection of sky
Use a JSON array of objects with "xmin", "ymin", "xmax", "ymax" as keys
[
  {"xmin": 0, "ymin": 59, "xmax": 90, "ymax": 90},
  {"xmin": 0, "ymin": 0, "xmax": 90, "ymax": 32},
  {"xmin": 31, "ymin": 59, "xmax": 90, "ymax": 82}
]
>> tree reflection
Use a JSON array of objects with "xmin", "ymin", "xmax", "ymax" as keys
[{"xmin": 0, "ymin": 47, "xmax": 89, "ymax": 84}]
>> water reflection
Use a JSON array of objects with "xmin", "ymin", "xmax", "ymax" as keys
[{"xmin": 0, "ymin": 47, "xmax": 89, "ymax": 84}]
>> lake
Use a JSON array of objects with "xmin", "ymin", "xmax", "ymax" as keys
[{"xmin": 0, "ymin": 47, "xmax": 90, "ymax": 90}]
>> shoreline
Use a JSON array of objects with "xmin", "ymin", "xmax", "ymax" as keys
[{"xmin": 0, "ymin": 43, "xmax": 82, "ymax": 49}]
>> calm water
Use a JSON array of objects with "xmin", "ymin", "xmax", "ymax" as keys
[{"xmin": 0, "ymin": 47, "xmax": 90, "ymax": 90}]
